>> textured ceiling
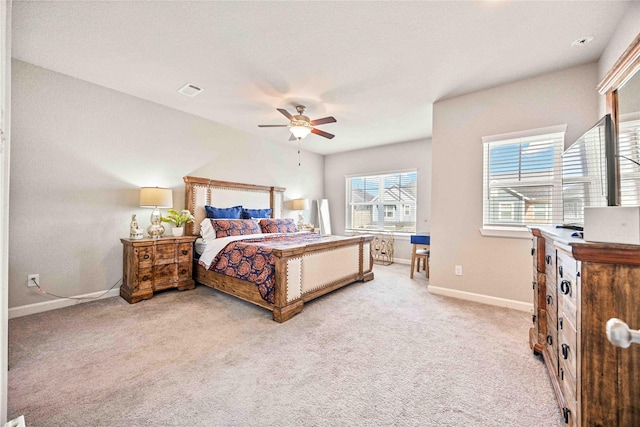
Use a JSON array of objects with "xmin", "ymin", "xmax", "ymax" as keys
[{"xmin": 11, "ymin": 1, "xmax": 631, "ymax": 155}]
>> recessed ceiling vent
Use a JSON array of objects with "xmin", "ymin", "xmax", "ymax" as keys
[
  {"xmin": 178, "ymin": 83, "xmax": 203, "ymax": 97},
  {"xmin": 571, "ymin": 36, "xmax": 594, "ymax": 48}
]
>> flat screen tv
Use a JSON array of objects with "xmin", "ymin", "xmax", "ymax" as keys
[{"xmin": 562, "ymin": 114, "xmax": 616, "ymax": 228}]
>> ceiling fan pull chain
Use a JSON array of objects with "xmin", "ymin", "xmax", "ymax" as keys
[{"xmin": 298, "ymin": 140, "xmax": 301, "ymax": 166}]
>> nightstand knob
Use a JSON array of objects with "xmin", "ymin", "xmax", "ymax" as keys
[
  {"xmin": 180, "ymin": 269, "xmax": 187, "ymax": 275},
  {"xmin": 142, "ymin": 275, "xmax": 150, "ymax": 281},
  {"xmin": 143, "ymin": 254, "xmax": 150, "ymax": 260},
  {"xmin": 182, "ymin": 250, "xmax": 189, "ymax": 255}
]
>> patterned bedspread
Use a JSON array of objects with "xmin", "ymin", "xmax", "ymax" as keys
[{"xmin": 201, "ymin": 233, "xmax": 324, "ymax": 304}]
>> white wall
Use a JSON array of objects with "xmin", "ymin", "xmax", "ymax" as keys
[
  {"xmin": 9, "ymin": 59, "xmax": 324, "ymax": 310},
  {"xmin": 324, "ymin": 139, "xmax": 432, "ymax": 262},
  {"xmin": 430, "ymin": 62, "xmax": 599, "ymax": 306}
]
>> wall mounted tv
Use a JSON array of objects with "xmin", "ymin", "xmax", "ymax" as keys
[{"xmin": 562, "ymin": 114, "xmax": 616, "ymax": 227}]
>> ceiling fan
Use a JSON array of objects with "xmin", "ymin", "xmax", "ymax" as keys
[{"xmin": 258, "ymin": 105, "xmax": 336, "ymax": 140}]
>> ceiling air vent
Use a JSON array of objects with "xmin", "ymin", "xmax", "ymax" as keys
[{"xmin": 177, "ymin": 83, "xmax": 203, "ymax": 97}]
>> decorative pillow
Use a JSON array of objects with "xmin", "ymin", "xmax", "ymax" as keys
[
  {"xmin": 211, "ymin": 219, "xmax": 262, "ymax": 238},
  {"xmin": 204, "ymin": 205, "xmax": 243, "ymax": 219},
  {"xmin": 259, "ymin": 218, "xmax": 299, "ymax": 234},
  {"xmin": 200, "ymin": 218, "xmax": 217, "ymax": 241},
  {"xmin": 241, "ymin": 208, "xmax": 273, "ymax": 219}
]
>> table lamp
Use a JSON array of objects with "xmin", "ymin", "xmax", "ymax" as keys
[
  {"xmin": 291, "ymin": 198, "xmax": 309, "ymax": 229},
  {"xmin": 140, "ymin": 187, "xmax": 173, "ymax": 238}
]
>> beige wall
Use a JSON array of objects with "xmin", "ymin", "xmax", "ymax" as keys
[
  {"xmin": 324, "ymin": 139, "xmax": 432, "ymax": 262},
  {"xmin": 430, "ymin": 62, "xmax": 599, "ymax": 305},
  {"xmin": 9, "ymin": 60, "xmax": 324, "ymax": 309}
]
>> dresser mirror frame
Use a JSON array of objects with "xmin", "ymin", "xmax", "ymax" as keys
[
  {"xmin": 597, "ymin": 32, "xmax": 640, "ymax": 124},
  {"xmin": 597, "ymin": 32, "xmax": 640, "ymax": 206}
]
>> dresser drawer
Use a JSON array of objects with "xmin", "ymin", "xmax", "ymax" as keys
[
  {"xmin": 559, "ymin": 320, "xmax": 577, "ymax": 381},
  {"xmin": 546, "ymin": 320, "xmax": 559, "ymax": 375}
]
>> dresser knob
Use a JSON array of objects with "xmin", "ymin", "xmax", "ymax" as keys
[
  {"xmin": 143, "ymin": 254, "xmax": 150, "ymax": 260},
  {"xmin": 559, "ymin": 266, "xmax": 563, "ymax": 278},
  {"xmin": 546, "ymin": 335, "xmax": 553, "ymax": 345},
  {"xmin": 182, "ymin": 250, "xmax": 188, "ymax": 255},
  {"xmin": 532, "ymin": 314, "xmax": 537, "ymax": 324},
  {"xmin": 546, "ymin": 255, "xmax": 551, "ymax": 265},
  {"xmin": 142, "ymin": 275, "xmax": 150, "ymax": 281},
  {"xmin": 546, "ymin": 295, "xmax": 553, "ymax": 306},
  {"xmin": 181, "ymin": 269, "xmax": 187, "ymax": 275},
  {"xmin": 561, "ymin": 343, "xmax": 570, "ymax": 359},
  {"xmin": 563, "ymin": 407, "xmax": 571, "ymax": 424},
  {"xmin": 560, "ymin": 280, "xmax": 571, "ymax": 295},
  {"xmin": 531, "ymin": 248, "xmax": 535, "ymax": 256}
]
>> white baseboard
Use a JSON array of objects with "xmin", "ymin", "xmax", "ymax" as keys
[
  {"xmin": 8, "ymin": 288, "xmax": 121, "ymax": 319},
  {"xmin": 427, "ymin": 285, "xmax": 533, "ymax": 312},
  {"xmin": 393, "ymin": 258, "xmax": 410, "ymax": 265}
]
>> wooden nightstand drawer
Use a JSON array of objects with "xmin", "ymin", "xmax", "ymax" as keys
[
  {"xmin": 155, "ymin": 242, "xmax": 177, "ymax": 265},
  {"xmin": 178, "ymin": 243, "xmax": 192, "ymax": 262},
  {"xmin": 137, "ymin": 247, "xmax": 153, "ymax": 268},
  {"xmin": 138, "ymin": 267, "xmax": 153, "ymax": 290},
  {"xmin": 120, "ymin": 236, "xmax": 197, "ymax": 303},
  {"xmin": 154, "ymin": 263, "xmax": 177, "ymax": 286}
]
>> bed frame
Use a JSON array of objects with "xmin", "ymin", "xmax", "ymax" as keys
[{"xmin": 184, "ymin": 176, "xmax": 374, "ymax": 322}]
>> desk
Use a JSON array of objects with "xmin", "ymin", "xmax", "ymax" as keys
[{"xmin": 410, "ymin": 234, "xmax": 430, "ymax": 279}]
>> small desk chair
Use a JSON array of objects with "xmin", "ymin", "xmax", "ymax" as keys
[{"xmin": 410, "ymin": 234, "xmax": 430, "ymax": 279}]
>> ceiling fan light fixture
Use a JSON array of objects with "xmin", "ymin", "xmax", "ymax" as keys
[{"xmin": 289, "ymin": 121, "xmax": 312, "ymax": 139}]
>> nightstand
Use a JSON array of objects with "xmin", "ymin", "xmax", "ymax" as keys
[{"xmin": 120, "ymin": 235, "xmax": 198, "ymax": 303}]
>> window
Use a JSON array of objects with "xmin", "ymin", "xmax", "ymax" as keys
[
  {"xmin": 346, "ymin": 170, "xmax": 417, "ymax": 233},
  {"xmin": 482, "ymin": 125, "xmax": 565, "ymax": 229},
  {"xmin": 618, "ymin": 118, "xmax": 640, "ymax": 205}
]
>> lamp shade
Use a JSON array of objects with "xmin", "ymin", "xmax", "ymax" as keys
[
  {"xmin": 140, "ymin": 187, "xmax": 173, "ymax": 208},
  {"xmin": 291, "ymin": 198, "xmax": 309, "ymax": 210},
  {"xmin": 290, "ymin": 124, "xmax": 312, "ymax": 140}
]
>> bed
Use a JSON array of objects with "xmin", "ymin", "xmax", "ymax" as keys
[{"xmin": 184, "ymin": 176, "xmax": 374, "ymax": 322}]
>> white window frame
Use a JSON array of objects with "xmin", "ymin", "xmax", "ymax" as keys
[
  {"xmin": 481, "ymin": 125, "xmax": 566, "ymax": 238},
  {"xmin": 345, "ymin": 169, "xmax": 417, "ymax": 233}
]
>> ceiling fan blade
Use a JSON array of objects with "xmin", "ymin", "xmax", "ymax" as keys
[
  {"xmin": 310, "ymin": 116, "xmax": 337, "ymax": 126},
  {"xmin": 289, "ymin": 133, "xmax": 297, "ymax": 141},
  {"xmin": 277, "ymin": 108, "xmax": 293, "ymax": 120},
  {"xmin": 258, "ymin": 124, "xmax": 289, "ymax": 127},
  {"xmin": 311, "ymin": 128, "xmax": 335, "ymax": 139}
]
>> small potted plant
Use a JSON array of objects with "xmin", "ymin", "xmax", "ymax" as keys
[{"xmin": 161, "ymin": 209, "xmax": 195, "ymax": 237}]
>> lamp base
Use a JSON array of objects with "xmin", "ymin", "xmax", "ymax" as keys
[{"xmin": 147, "ymin": 208, "xmax": 165, "ymax": 238}]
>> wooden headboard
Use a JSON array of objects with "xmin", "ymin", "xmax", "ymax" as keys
[{"xmin": 183, "ymin": 176, "xmax": 286, "ymax": 236}]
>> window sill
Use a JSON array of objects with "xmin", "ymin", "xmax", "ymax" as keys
[
  {"xmin": 479, "ymin": 227, "xmax": 532, "ymax": 239},
  {"xmin": 346, "ymin": 230, "xmax": 415, "ymax": 240}
]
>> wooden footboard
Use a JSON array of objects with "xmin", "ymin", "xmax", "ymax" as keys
[{"xmin": 194, "ymin": 234, "xmax": 374, "ymax": 322}]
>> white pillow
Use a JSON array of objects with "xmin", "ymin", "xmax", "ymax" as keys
[{"xmin": 200, "ymin": 218, "xmax": 216, "ymax": 241}]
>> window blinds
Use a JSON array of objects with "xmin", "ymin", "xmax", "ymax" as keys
[
  {"xmin": 618, "ymin": 118, "xmax": 640, "ymax": 206},
  {"xmin": 345, "ymin": 170, "xmax": 417, "ymax": 232},
  {"xmin": 483, "ymin": 130, "xmax": 564, "ymax": 228}
]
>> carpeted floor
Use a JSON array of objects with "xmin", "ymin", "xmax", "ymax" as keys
[{"xmin": 8, "ymin": 263, "xmax": 562, "ymax": 426}]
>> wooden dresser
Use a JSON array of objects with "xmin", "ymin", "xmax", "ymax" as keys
[
  {"xmin": 120, "ymin": 236, "xmax": 198, "ymax": 303},
  {"xmin": 530, "ymin": 227, "xmax": 640, "ymax": 426}
]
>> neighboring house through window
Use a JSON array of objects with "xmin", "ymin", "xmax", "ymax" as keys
[
  {"xmin": 482, "ymin": 125, "xmax": 565, "ymax": 229},
  {"xmin": 346, "ymin": 170, "xmax": 417, "ymax": 233}
]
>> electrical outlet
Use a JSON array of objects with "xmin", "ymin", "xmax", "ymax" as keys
[
  {"xmin": 27, "ymin": 274, "xmax": 39, "ymax": 288},
  {"xmin": 455, "ymin": 265, "xmax": 463, "ymax": 276}
]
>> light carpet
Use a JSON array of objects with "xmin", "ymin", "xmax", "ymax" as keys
[{"xmin": 8, "ymin": 263, "xmax": 562, "ymax": 426}]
